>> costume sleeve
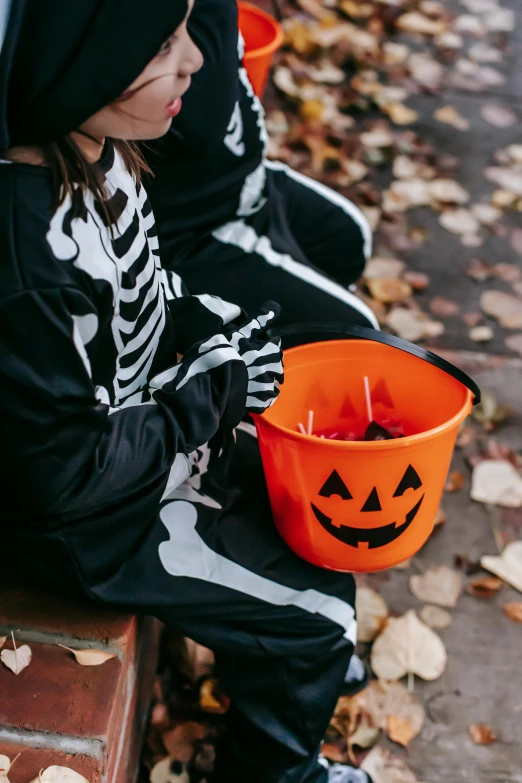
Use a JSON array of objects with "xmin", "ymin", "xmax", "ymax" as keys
[{"xmin": 0, "ymin": 285, "xmax": 250, "ymax": 520}]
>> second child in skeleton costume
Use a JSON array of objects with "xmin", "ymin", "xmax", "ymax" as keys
[
  {"xmin": 143, "ymin": 0, "xmax": 378, "ymax": 341},
  {"xmin": 0, "ymin": 2, "xmax": 370, "ymax": 782}
]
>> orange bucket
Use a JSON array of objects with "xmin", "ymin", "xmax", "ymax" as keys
[
  {"xmin": 238, "ymin": 1, "xmax": 284, "ymax": 97},
  {"xmin": 255, "ymin": 324, "xmax": 480, "ymax": 573}
]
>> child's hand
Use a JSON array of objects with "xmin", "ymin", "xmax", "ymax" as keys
[{"xmin": 228, "ymin": 302, "xmax": 284, "ymax": 413}]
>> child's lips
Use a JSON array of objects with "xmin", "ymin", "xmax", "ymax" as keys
[{"xmin": 166, "ymin": 98, "xmax": 182, "ymax": 117}]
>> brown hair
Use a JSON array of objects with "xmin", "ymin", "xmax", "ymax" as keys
[{"xmin": 42, "ymin": 134, "xmax": 151, "ymax": 226}]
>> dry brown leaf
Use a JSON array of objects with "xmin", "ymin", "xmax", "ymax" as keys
[
  {"xmin": 428, "ymin": 179, "xmax": 469, "ymax": 205},
  {"xmin": 361, "ymin": 746, "xmax": 418, "ymax": 783},
  {"xmin": 467, "ymin": 258, "xmax": 492, "ymax": 281},
  {"xmin": 434, "ymin": 105, "xmax": 469, "ymax": 131},
  {"xmin": 59, "ymin": 645, "xmax": 116, "ymax": 666},
  {"xmin": 439, "ymin": 208, "xmax": 480, "ymax": 235},
  {"xmin": 397, "ymin": 11, "xmax": 446, "ymax": 35},
  {"xmin": 410, "ymin": 565, "xmax": 462, "ymax": 607},
  {"xmin": 1, "ymin": 641, "xmax": 32, "ymax": 675},
  {"xmin": 367, "ymin": 278, "xmax": 412, "ymax": 304},
  {"xmin": 505, "ymin": 334, "xmax": 522, "ymax": 356},
  {"xmin": 371, "ymin": 610, "xmax": 447, "ymax": 681},
  {"xmin": 364, "ymin": 681, "xmax": 424, "ymax": 746},
  {"xmin": 480, "ymin": 291, "xmax": 522, "ymax": 329},
  {"xmin": 403, "ymin": 271, "xmax": 430, "ymax": 291},
  {"xmin": 481, "ymin": 542, "xmax": 522, "ymax": 593},
  {"xmin": 466, "ymin": 576, "xmax": 503, "ymax": 598},
  {"xmin": 319, "ymin": 743, "xmax": 347, "ymax": 764},
  {"xmin": 364, "ymin": 258, "xmax": 405, "ymax": 281},
  {"xmin": 493, "ymin": 264, "xmax": 521, "ymax": 283},
  {"xmin": 429, "ymin": 297, "xmax": 459, "ymax": 317},
  {"xmin": 199, "ymin": 677, "xmax": 230, "ymax": 714},
  {"xmin": 471, "ymin": 460, "xmax": 522, "ymax": 508},
  {"xmin": 469, "ymin": 326, "xmax": 493, "ymax": 343},
  {"xmin": 0, "ymin": 636, "xmax": 6, "ymax": 650},
  {"xmin": 503, "ymin": 602, "xmax": 522, "ymax": 624},
  {"xmin": 384, "ymin": 104, "xmax": 419, "ymax": 126},
  {"xmin": 387, "ymin": 308, "xmax": 444, "ymax": 342},
  {"xmin": 356, "ymin": 586, "xmax": 389, "ymax": 643},
  {"xmin": 150, "ymin": 758, "xmax": 189, "ymax": 783},
  {"xmin": 162, "ymin": 722, "xmax": 208, "ymax": 762},
  {"xmin": 29, "ymin": 768, "xmax": 90, "ymax": 783},
  {"xmin": 480, "ymin": 104, "xmax": 517, "ymax": 128},
  {"xmin": 348, "ymin": 713, "xmax": 380, "ymax": 750},
  {"xmin": 419, "ymin": 605, "xmax": 452, "ymax": 629},
  {"xmin": 468, "ymin": 724, "xmax": 497, "ymax": 745},
  {"xmin": 445, "ymin": 471, "xmax": 465, "ymax": 492}
]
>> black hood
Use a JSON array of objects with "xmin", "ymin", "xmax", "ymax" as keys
[{"xmin": 0, "ymin": 0, "xmax": 188, "ymax": 148}]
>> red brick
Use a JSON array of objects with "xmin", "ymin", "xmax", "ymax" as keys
[
  {"xmin": 0, "ymin": 741, "xmax": 102, "ymax": 783},
  {"xmin": 0, "ymin": 640, "xmax": 121, "ymax": 738},
  {"xmin": 0, "ymin": 574, "xmax": 135, "ymax": 646}
]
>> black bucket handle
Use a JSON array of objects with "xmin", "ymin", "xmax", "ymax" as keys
[{"xmin": 268, "ymin": 321, "xmax": 481, "ymax": 406}]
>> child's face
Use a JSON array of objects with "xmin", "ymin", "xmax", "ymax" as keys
[{"xmin": 80, "ymin": 0, "xmax": 202, "ymax": 141}]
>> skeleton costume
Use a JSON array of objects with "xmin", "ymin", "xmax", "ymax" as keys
[
  {"xmin": 0, "ymin": 3, "xmax": 366, "ymax": 782},
  {"xmin": 143, "ymin": 0, "xmax": 379, "ymax": 343}
]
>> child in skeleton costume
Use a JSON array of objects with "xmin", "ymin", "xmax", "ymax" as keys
[
  {"xmin": 143, "ymin": 0, "xmax": 378, "ymax": 343},
  {"xmin": 0, "ymin": 2, "xmax": 370, "ymax": 782}
]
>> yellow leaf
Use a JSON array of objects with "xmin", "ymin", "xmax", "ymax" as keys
[
  {"xmin": 384, "ymin": 103, "xmax": 419, "ymax": 126},
  {"xmin": 387, "ymin": 714, "xmax": 416, "ymax": 747},
  {"xmin": 59, "ymin": 645, "xmax": 116, "ymax": 666},
  {"xmin": 434, "ymin": 105, "xmax": 469, "ymax": 130},
  {"xmin": 503, "ymin": 602, "xmax": 522, "ymax": 624}
]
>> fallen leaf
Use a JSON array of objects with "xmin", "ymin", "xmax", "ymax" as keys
[
  {"xmin": 471, "ymin": 203, "xmax": 502, "ymax": 226},
  {"xmin": 360, "ymin": 128, "xmax": 394, "ymax": 149},
  {"xmin": 434, "ymin": 105, "xmax": 469, "ymax": 131},
  {"xmin": 480, "ymin": 290, "xmax": 522, "ymax": 329},
  {"xmin": 367, "ymin": 278, "xmax": 412, "ymax": 304},
  {"xmin": 387, "ymin": 308, "xmax": 444, "ymax": 342},
  {"xmin": 162, "ymin": 722, "xmax": 208, "ymax": 762},
  {"xmin": 480, "ymin": 104, "xmax": 518, "ymax": 128},
  {"xmin": 445, "ymin": 471, "xmax": 465, "ymax": 492},
  {"xmin": 471, "ymin": 460, "xmax": 522, "ymax": 508},
  {"xmin": 419, "ymin": 605, "xmax": 453, "ymax": 629},
  {"xmin": 361, "ymin": 746, "xmax": 418, "ymax": 783},
  {"xmin": 471, "ymin": 391, "xmax": 510, "ymax": 431},
  {"xmin": 388, "ymin": 179, "xmax": 431, "ymax": 209},
  {"xmin": 364, "ymin": 258, "xmax": 405, "ymax": 280},
  {"xmin": 371, "ymin": 609, "xmax": 447, "ymax": 681},
  {"xmin": 460, "ymin": 233, "xmax": 483, "ymax": 248},
  {"xmin": 481, "ymin": 542, "xmax": 522, "ymax": 593},
  {"xmin": 356, "ymin": 586, "xmax": 389, "ymax": 643},
  {"xmin": 505, "ymin": 334, "xmax": 522, "ymax": 356},
  {"xmin": 199, "ymin": 677, "xmax": 230, "ymax": 714},
  {"xmin": 29, "ymin": 768, "xmax": 90, "ymax": 783},
  {"xmin": 469, "ymin": 326, "xmax": 493, "ymax": 342},
  {"xmin": 1, "ymin": 642, "xmax": 32, "ymax": 675},
  {"xmin": 319, "ymin": 743, "xmax": 348, "ymax": 763},
  {"xmin": 396, "ymin": 11, "xmax": 446, "ymax": 35},
  {"xmin": 484, "ymin": 7, "xmax": 515, "ymax": 31},
  {"xmin": 468, "ymin": 724, "xmax": 497, "ymax": 745},
  {"xmin": 467, "ymin": 258, "xmax": 492, "ymax": 281},
  {"xmin": 0, "ymin": 756, "xmax": 11, "ymax": 783},
  {"xmin": 493, "ymin": 264, "xmax": 521, "ymax": 283},
  {"xmin": 150, "ymin": 758, "xmax": 190, "ymax": 783},
  {"xmin": 410, "ymin": 565, "xmax": 462, "ymax": 607},
  {"xmin": 469, "ymin": 41, "xmax": 502, "ymax": 63},
  {"xmin": 492, "ymin": 189, "xmax": 517, "ymax": 208},
  {"xmin": 503, "ymin": 602, "xmax": 522, "ymax": 624},
  {"xmin": 387, "ymin": 715, "xmax": 416, "ymax": 748},
  {"xmin": 428, "ymin": 179, "xmax": 469, "ymax": 205},
  {"xmin": 348, "ymin": 713, "xmax": 380, "ymax": 750},
  {"xmin": 439, "ymin": 208, "xmax": 480, "ymax": 235},
  {"xmin": 466, "ymin": 575, "xmax": 503, "ymax": 598},
  {"xmin": 0, "ymin": 637, "xmax": 6, "ymax": 650},
  {"xmin": 507, "ymin": 145, "xmax": 522, "ymax": 165},
  {"xmin": 403, "ymin": 271, "xmax": 430, "ymax": 291},
  {"xmin": 364, "ymin": 681, "xmax": 424, "ymax": 746},
  {"xmin": 59, "ymin": 645, "xmax": 116, "ymax": 666},
  {"xmin": 384, "ymin": 104, "xmax": 419, "ymax": 126},
  {"xmin": 511, "ymin": 228, "xmax": 522, "ymax": 255},
  {"xmin": 462, "ymin": 311, "xmax": 483, "ymax": 327},
  {"xmin": 484, "ymin": 168, "xmax": 522, "ymax": 197},
  {"xmin": 429, "ymin": 297, "xmax": 459, "ymax": 317}
]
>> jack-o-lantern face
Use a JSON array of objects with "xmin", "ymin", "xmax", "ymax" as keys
[{"xmin": 310, "ymin": 465, "xmax": 424, "ymax": 549}]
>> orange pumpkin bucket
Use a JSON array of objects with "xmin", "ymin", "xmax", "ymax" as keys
[
  {"xmin": 238, "ymin": 1, "xmax": 284, "ymax": 97},
  {"xmin": 254, "ymin": 324, "xmax": 480, "ymax": 573}
]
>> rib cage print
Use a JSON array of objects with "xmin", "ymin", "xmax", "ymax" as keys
[{"xmin": 46, "ymin": 147, "xmax": 166, "ymax": 406}]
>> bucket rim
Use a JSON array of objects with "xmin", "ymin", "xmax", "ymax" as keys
[
  {"xmin": 238, "ymin": 1, "xmax": 285, "ymax": 59},
  {"xmin": 255, "ymin": 388, "xmax": 474, "ymax": 450}
]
